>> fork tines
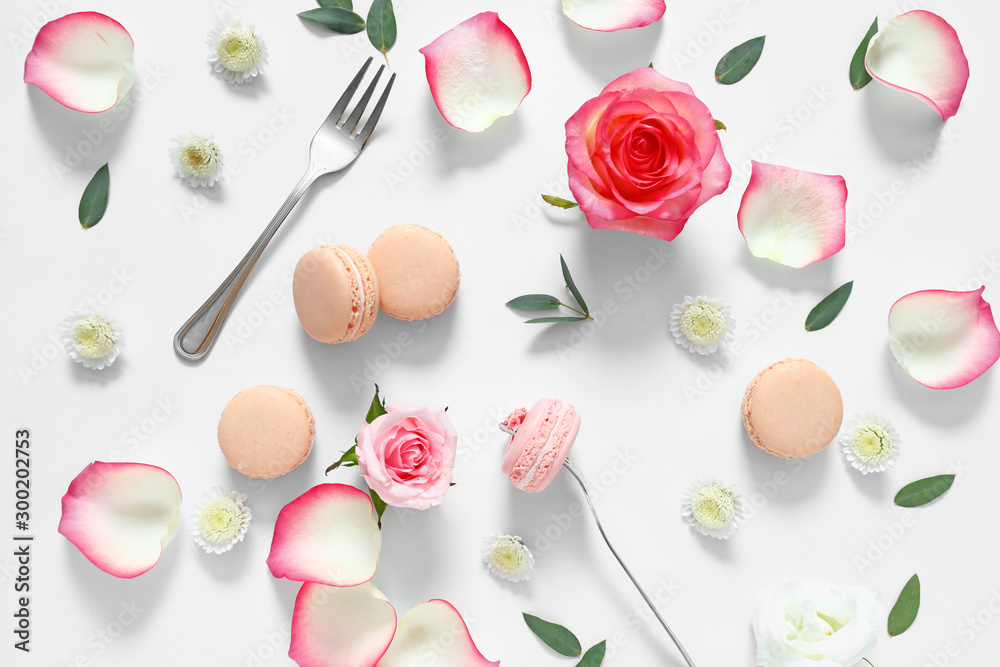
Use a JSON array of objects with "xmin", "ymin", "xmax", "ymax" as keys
[{"xmin": 330, "ymin": 56, "xmax": 396, "ymax": 145}]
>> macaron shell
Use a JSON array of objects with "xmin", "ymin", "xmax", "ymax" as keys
[
  {"xmin": 503, "ymin": 398, "xmax": 580, "ymax": 493},
  {"xmin": 293, "ymin": 245, "xmax": 379, "ymax": 343},
  {"xmin": 527, "ymin": 406, "xmax": 580, "ymax": 492},
  {"xmin": 502, "ymin": 399, "xmax": 554, "ymax": 478},
  {"xmin": 368, "ymin": 224, "xmax": 460, "ymax": 321},
  {"xmin": 218, "ymin": 386, "xmax": 316, "ymax": 479},
  {"xmin": 742, "ymin": 358, "xmax": 843, "ymax": 459}
]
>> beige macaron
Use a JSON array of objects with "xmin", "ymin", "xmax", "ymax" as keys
[
  {"xmin": 218, "ymin": 386, "xmax": 315, "ymax": 479},
  {"xmin": 367, "ymin": 224, "xmax": 460, "ymax": 321},
  {"xmin": 741, "ymin": 358, "xmax": 843, "ymax": 459},
  {"xmin": 293, "ymin": 244, "xmax": 379, "ymax": 343}
]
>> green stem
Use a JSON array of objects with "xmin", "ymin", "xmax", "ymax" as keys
[
  {"xmin": 863, "ymin": 659, "xmax": 875, "ymax": 667},
  {"xmin": 558, "ymin": 302, "xmax": 593, "ymax": 320}
]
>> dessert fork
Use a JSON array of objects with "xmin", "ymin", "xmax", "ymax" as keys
[{"xmin": 174, "ymin": 57, "xmax": 395, "ymax": 362}]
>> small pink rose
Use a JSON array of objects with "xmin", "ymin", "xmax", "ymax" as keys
[
  {"xmin": 566, "ymin": 67, "xmax": 731, "ymax": 241},
  {"xmin": 356, "ymin": 405, "xmax": 457, "ymax": 510}
]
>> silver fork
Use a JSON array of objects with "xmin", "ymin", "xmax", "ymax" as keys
[{"xmin": 173, "ymin": 57, "xmax": 395, "ymax": 362}]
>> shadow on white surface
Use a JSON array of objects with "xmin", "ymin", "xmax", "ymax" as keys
[
  {"xmin": 883, "ymin": 349, "xmax": 992, "ymax": 426},
  {"xmin": 297, "ymin": 303, "xmax": 458, "ymax": 404},
  {"xmin": 72, "ymin": 358, "xmax": 126, "ymax": 384},
  {"xmin": 26, "ymin": 85, "xmax": 137, "ymax": 169},
  {"xmin": 427, "ymin": 99, "xmax": 526, "ymax": 172},
  {"xmin": 738, "ymin": 416, "xmax": 834, "ymax": 504},
  {"xmin": 845, "ymin": 456, "xmax": 888, "ymax": 501},
  {"xmin": 740, "ymin": 252, "xmax": 837, "ymax": 296},
  {"xmin": 559, "ymin": 17, "xmax": 665, "ymax": 85},
  {"xmin": 862, "ymin": 83, "xmax": 945, "ymax": 162}
]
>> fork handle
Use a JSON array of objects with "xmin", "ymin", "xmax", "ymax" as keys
[{"xmin": 173, "ymin": 168, "xmax": 322, "ymax": 362}]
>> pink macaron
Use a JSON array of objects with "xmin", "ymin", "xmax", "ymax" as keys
[{"xmin": 502, "ymin": 398, "xmax": 581, "ymax": 492}]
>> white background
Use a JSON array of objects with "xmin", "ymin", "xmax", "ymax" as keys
[{"xmin": 2, "ymin": 0, "xmax": 999, "ymax": 665}]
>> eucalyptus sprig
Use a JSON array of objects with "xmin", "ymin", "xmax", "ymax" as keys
[
  {"xmin": 299, "ymin": 0, "xmax": 397, "ymax": 63},
  {"xmin": 79, "ymin": 163, "xmax": 110, "ymax": 229},
  {"xmin": 523, "ymin": 613, "xmax": 606, "ymax": 666},
  {"xmin": 507, "ymin": 255, "xmax": 593, "ymax": 324}
]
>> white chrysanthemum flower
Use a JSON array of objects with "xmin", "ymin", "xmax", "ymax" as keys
[
  {"xmin": 670, "ymin": 296, "xmax": 735, "ymax": 355},
  {"xmin": 682, "ymin": 479, "xmax": 743, "ymax": 539},
  {"xmin": 191, "ymin": 486, "xmax": 252, "ymax": 555},
  {"xmin": 169, "ymin": 134, "xmax": 224, "ymax": 187},
  {"xmin": 62, "ymin": 313, "xmax": 123, "ymax": 370},
  {"xmin": 207, "ymin": 20, "xmax": 268, "ymax": 85},
  {"xmin": 841, "ymin": 413, "xmax": 901, "ymax": 475},
  {"xmin": 482, "ymin": 532, "xmax": 534, "ymax": 582}
]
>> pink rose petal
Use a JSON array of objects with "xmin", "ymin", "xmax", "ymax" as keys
[
  {"xmin": 737, "ymin": 161, "xmax": 847, "ymax": 268},
  {"xmin": 562, "ymin": 0, "xmax": 666, "ymax": 32},
  {"xmin": 865, "ymin": 11, "xmax": 969, "ymax": 121},
  {"xmin": 23, "ymin": 12, "xmax": 135, "ymax": 113},
  {"xmin": 888, "ymin": 287, "xmax": 1000, "ymax": 389},
  {"xmin": 266, "ymin": 484, "xmax": 381, "ymax": 587},
  {"xmin": 377, "ymin": 600, "xmax": 499, "ymax": 667},
  {"xmin": 290, "ymin": 582, "xmax": 398, "ymax": 667},
  {"xmin": 58, "ymin": 462, "xmax": 181, "ymax": 579},
  {"xmin": 419, "ymin": 12, "xmax": 531, "ymax": 133}
]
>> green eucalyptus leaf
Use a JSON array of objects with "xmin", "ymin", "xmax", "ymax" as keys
[
  {"xmin": 79, "ymin": 163, "xmax": 110, "ymax": 229},
  {"xmin": 298, "ymin": 7, "xmax": 366, "ymax": 34},
  {"xmin": 714, "ymin": 119, "xmax": 727, "ymax": 131},
  {"xmin": 577, "ymin": 641, "xmax": 607, "ymax": 666},
  {"xmin": 522, "ymin": 613, "xmax": 582, "ymax": 657},
  {"xmin": 888, "ymin": 575, "xmax": 920, "ymax": 636},
  {"xmin": 369, "ymin": 487, "xmax": 387, "ymax": 528},
  {"xmin": 325, "ymin": 446, "xmax": 359, "ymax": 474},
  {"xmin": 366, "ymin": 0, "xmax": 396, "ymax": 59},
  {"xmin": 850, "ymin": 18, "xmax": 879, "ymax": 90},
  {"xmin": 542, "ymin": 194, "xmax": 579, "ymax": 209},
  {"xmin": 715, "ymin": 36, "xmax": 766, "ymax": 84},
  {"xmin": 318, "ymin": 0, "xmax": 352, "ymax": 8},
  {"xmin": 894, "ymin": 475, "xmax": 956, "ymax": 507},
  {"xmin": 507, "ymin": 294, "xmax": 561, "ymax": 311},
  {"xmin": 805, "ymin": 281, "xmax": 854, "ymax": 331},
  {"xmin": 365, "ymin": 385, "xmax": 389, "ymax": 423},
  {"xmin": 560, "ymin": 254, "xmax": 589, "ymax": 316},
  {"xmin": 524, "ymin": 316, "xmax": 589, "ymax": 324}
]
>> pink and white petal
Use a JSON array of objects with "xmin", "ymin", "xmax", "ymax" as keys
[
  {"xmin": 377, "ymin": 600, "xmax": 499, "ymax": 667},
  {"xmin": 419, "ymin": 12, "xmax": 531, "ymax": 133},
  {"xmin": 562, "ymin": 0, "xmax": 666, "ymax": 32},
  {"xmin": 865, "ymin": 11, "xmax": 969, "ymax": 120},
  {"xmin": 888, "ymin": 287, "xmax": 1000, "ymax": 389},
  {"xmin": 737, "ymin": 161, "xmax": 847, "ymax": 268},
  {"xmin": 290, "ymin": 582, "xmax": 397, "ymax": 667},
  {"xmin": 23, "ymin": 12, "xmax": 135, "ymax": 113},
  {"xmin": 267, "ymin": 484, "xmax": 381, "ymax": 587},
  {"xmin": 58, "ymin": 462, "xmax": 181, "ymax": 579}
]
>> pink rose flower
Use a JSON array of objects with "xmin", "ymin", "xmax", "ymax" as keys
[
  {"xmin": 566, "ymin": 67, "xmax": 732, "ymax": 241},
  {"xmin": 356, "ymin": 405, "xmax": 458, "ymax": 510}
]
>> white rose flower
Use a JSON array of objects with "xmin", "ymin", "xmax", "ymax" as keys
[{"xmin": 753, "ymin": 580, "xmax": 882, "ymax": 666}]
